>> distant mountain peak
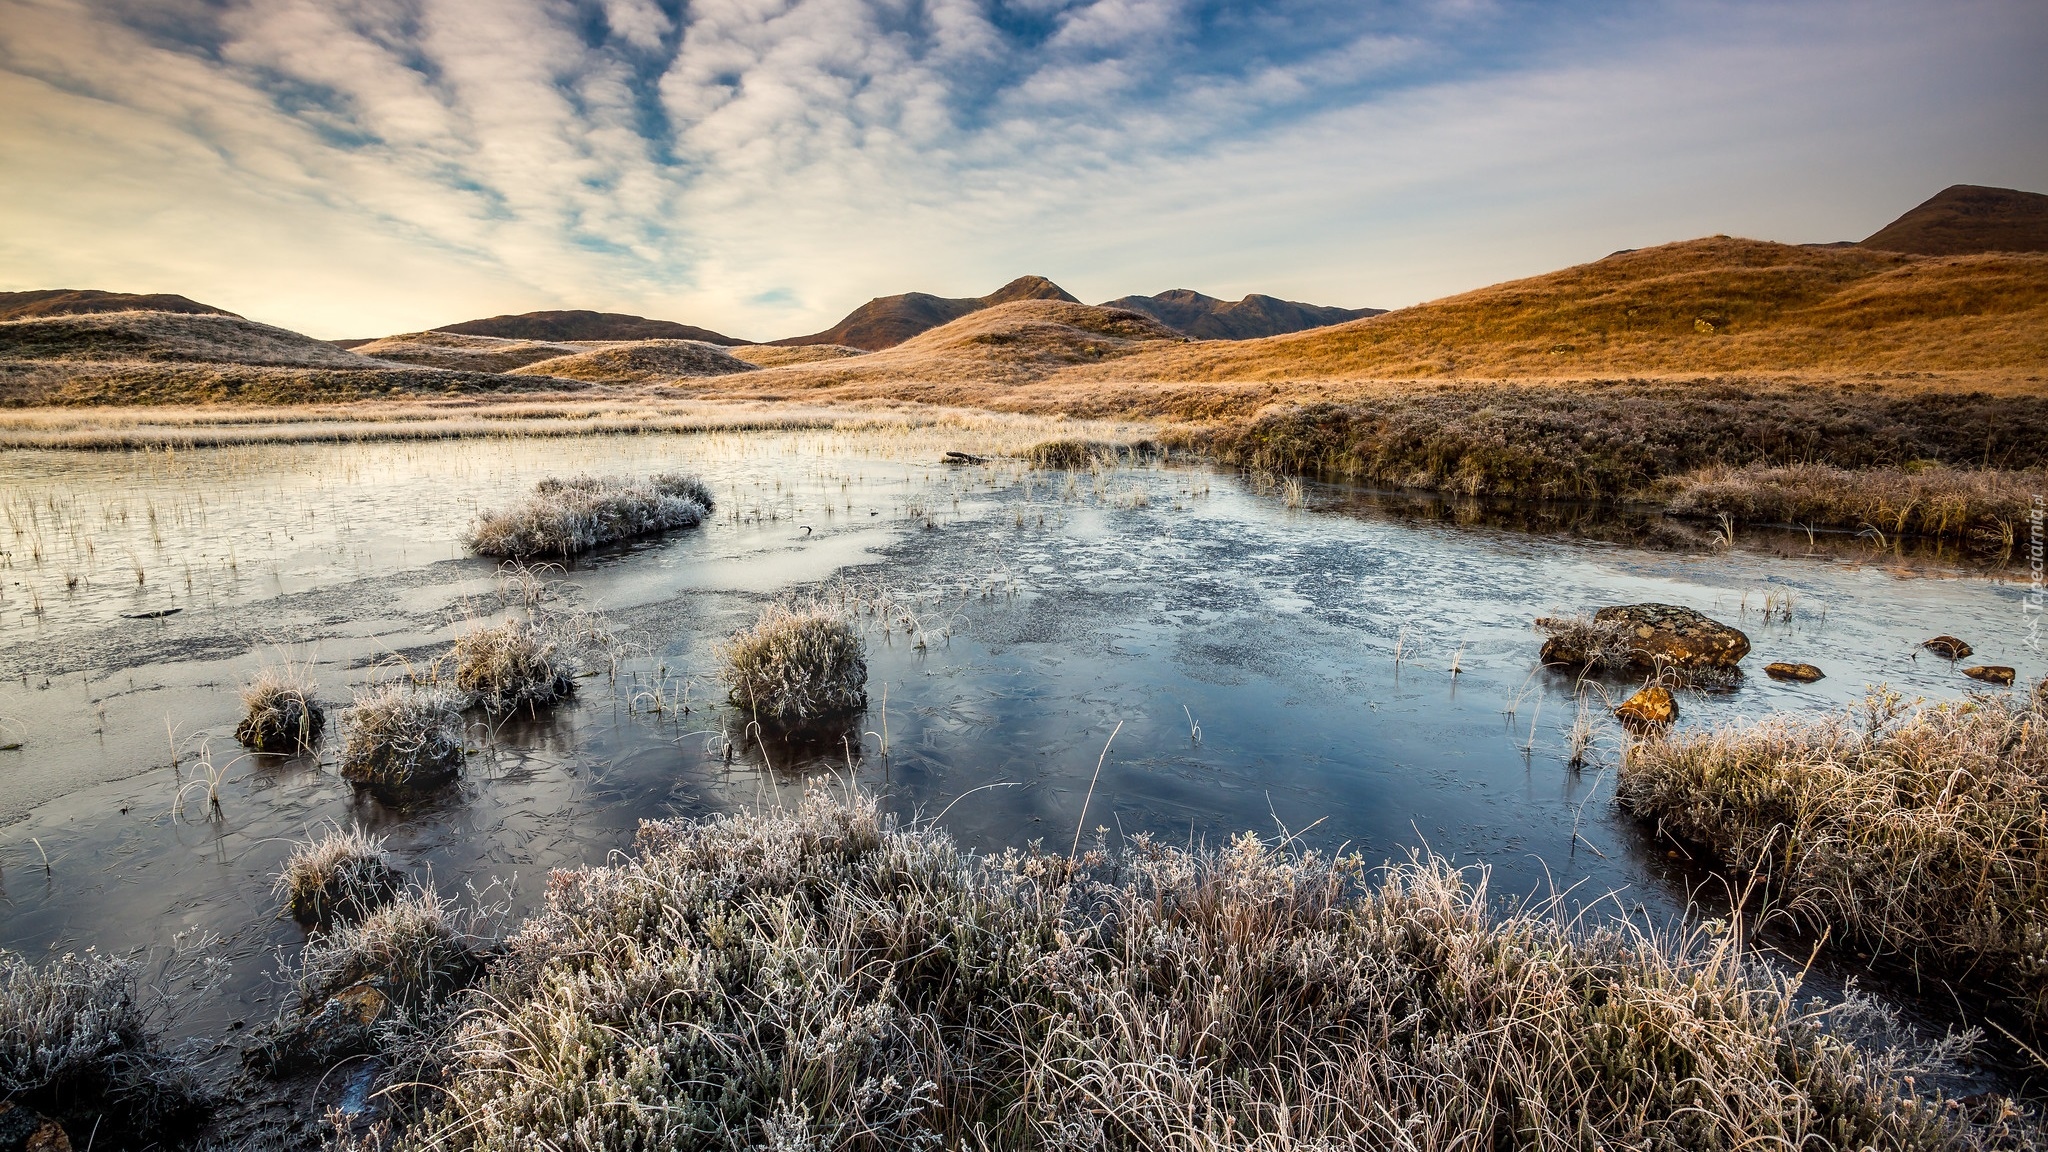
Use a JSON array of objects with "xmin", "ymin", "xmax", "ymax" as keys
[
  {"xmin": 1099, "ymin": 290, "xmax": 1383, "ymax": 340},
  {"xmin": 770, "ymin": 276, "xmax": 1080, "ymax": 350},
  {"xmin": 1860, "ymin": 184, "xmax": 2048, "ymax": 256}
]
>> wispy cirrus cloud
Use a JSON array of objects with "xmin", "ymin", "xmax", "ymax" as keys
[{"xmin": 0, "ymin": 0, "xmax": 2042, "ymax": 338}]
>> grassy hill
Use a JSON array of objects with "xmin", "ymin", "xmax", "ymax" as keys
[
  {"xmin": 349, "ymin": 331, "xmax": 583, "ymax": 373},
  {"xmin": 509, "ymin": 340, "xmax": 759, "ymax": 383},
  {"xmin": 1071, "ymin": 238, "xmax": 2048, "ymax": 384},
  {"xmin": 0, "ymin": 311, "xmax": 569, "ymax": 406},
  {"xmin": 736, "ymin": 301, "xmax": 1181, "ymax": 399},
  {"xmin": 436, "ymin": 309, "xmax": 746, "ymax": 345},
  {"xmin": 0, "ymin": 289, "xmax": 237, "ymax": 322},
  {"xmin": 1861, "ymin": 184, "xmax": 2048, "ymax": 255},
  {"xmin": 770, "ymin": 276, "xmax": 1079, "ymax": 350}
]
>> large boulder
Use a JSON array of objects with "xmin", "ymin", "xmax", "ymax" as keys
[{"xmin": 1540, "ymin": 604, "xmax": 1749, "ymax": 674}]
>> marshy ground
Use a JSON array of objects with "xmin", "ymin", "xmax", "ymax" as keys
[{"xmin": 0, "ymin": 422, "xmax": 2042, "ymax": 1144}]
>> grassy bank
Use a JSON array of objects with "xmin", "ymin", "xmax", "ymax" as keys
[
  {"xmin": 1170, "ymin": 382, "xmax": 2048, "ymax": 500},
  {"xmin": 365, "ymin": 789, "xmax": 2028, "ymax": 1150},
  {"xmin": 1619, "ymin": 683, "xmax": 2048, "ymax": 1027},
  {"xmin": 1161, "ymin": 381, "xmax": 2046, "ymax": 546}
]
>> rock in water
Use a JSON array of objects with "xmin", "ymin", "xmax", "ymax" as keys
[
  {"xmin": 1765, "ymin": 662, "xmax": 1825, "ymax": 682},
  {"xmin": 1613, "ymin": 685, "xmax": 1676, "ymax": 729},
  {"xmin": 1964, "ymin": 665, "xmax": 2016, "ymax": 685},
  {"xmin": 1923, "ymin": 636, "xmax": 1973, "ymax": 660},
  {"xmin": 1593, "ymin": 604, "xmax": 1750, "ymax": 670}
]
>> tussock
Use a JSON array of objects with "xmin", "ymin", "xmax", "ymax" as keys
[
  {"xmin": 718, "ymin": 600, "xmax": 868, "ymax": 725},
  {"xmin": 1026, "ymin": 437, "xmax": 1120, "ymax": 469},
  {"xmin": 1620, "ymin": 682, "xmax": 2048, "ymax": 1025},
  {"xmin": 466, "ymin": 472, "xmax": 714, "ymax": 558},
  {"xmin": 234, "ymin": 662, "xmax": 324, "ymax": 752},
  {"xmin": 0, "ymin": 949, "xmax": 203, "ymax": 1136},
  {"xmin": 1535, "ymin": 611, "xmax": 1637, "ymax": 673},
  {"xmin": 445, "ymin": 618, "xmax": 574, "ymax": 712},
  {"xmin": 294, "ymin": 886, "xmax": 486, "ymax": 1014},
  {"xmin": 339, "ymin": 684, "xmax": 465, "ymax": 793},
  {"xmin": 273, "ymin": 824, "xmax": 403, "ymax": 924},
  {"xmin": 377, "ymin": 789, "xmax": 2028, "ymax": 1150}
]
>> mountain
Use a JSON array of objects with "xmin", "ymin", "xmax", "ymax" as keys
[
  {"xmin": 770, "ymin": 276, "xmax": 1078, "ymax": 350},
  {"xmin": 1100, "ymin": 289, "xmax": 1382, "ymax": 339},
  {"xmin": 1860, "ymin": 185, "xmax": 2048, "ymax": 256},
  {"xmin": 717, "ymin": 300, "xmax": 1180, "ymax": 405},
  {"xmin": 436, "ymin": 310, "xmax": 746, "ymax": 344},
  {"xmin": 0, "ymin": 289, "xmax": 238, "ymax": 322}
]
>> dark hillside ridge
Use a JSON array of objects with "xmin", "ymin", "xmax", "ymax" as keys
[
  {"xmin": 436, "ymin": 310, "xmax": 746, "ymax": 344},
  {"xmin": 0, "ymin": 290, "xmax": 239, "ymax": 321},
  {"xmin": 1860, "ymin": 185, "xmax": 2048, "ymax": 255},
  {"xmin": 1101, "ymin": 289, "xmax": 1383, "ymax": 339},
  {"xmin": 771, "ymin": 276, "xmax": 1079, "ymax": 350}
]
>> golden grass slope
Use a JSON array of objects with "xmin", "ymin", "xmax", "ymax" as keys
[
  {"xmin": 1074, "ymin": 238, "xmax": 2048, "ymax": 383},
  {"xmin": 509, "ymin": 339, "xmax": 759, "ymax": 383},
  {"xmin": 725, "ymin": 343, "xmax": 867, "ymax": 367},
  {"xmin": 0, "ymin": 310, "xmax": 381, "ymax": 368},
  {"xmin": 349, "ymin": 331, "xmax": 583, "ymax": 373}
]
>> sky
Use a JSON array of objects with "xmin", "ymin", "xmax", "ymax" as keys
[{"xmin": 1, "ymin": 0, "xmax": 2044, "ymax": 340}]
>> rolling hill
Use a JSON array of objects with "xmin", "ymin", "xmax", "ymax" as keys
[
  {"xmin": 436, "ymin": 309, "xmax": 747, "ymax": 344},
  {"xmin": 0, "ymin": 289, "xmax": 238, "ymax": 322},
  {"xmin": 0, "ymin": 310, "xmax": 572, "ymax": 406},
  {"xmin": 509, "ymin": 340, "xmax": 759, "ymax": 383},
  {"xmin": 729, "ymin": 301, "xmax": 1180, "ymax": 400},
  {"xmin": 770, "ymin": 276, "xmax": 1079, "ymax": 350},
  {"xmin": 1101, "ymin": 290, "xmax": 1382, "ymax": 339},
  {"xmin": 348, "ymin": 331, "xmax": 584, "ymax": 373},
  {"xmin": 1062, "ymin": 236, "xmax": 2048, "ymax": 385},
  {"xmin": 1860, "ymin": 184, "xmax": 2048, "ymax": 256}
]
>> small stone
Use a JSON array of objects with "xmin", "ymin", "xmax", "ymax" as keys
[
  {"xmin": 1764, "ymin": 662, "xmax": 1825, "ymax": 682},
  {"xmin": 1614, "ymin": 685, "xmax": 1676, "ymax": 729},
  {"xmin": 1963, "ymin": 666, "xmax": 2015, "ymax": 686},
  {"xmin": 1923, "ymin": 636, "xmax": 1973, "ymax": 660}
]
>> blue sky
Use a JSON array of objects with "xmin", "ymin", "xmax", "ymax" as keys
[{"xmin": 1, "ymin": 0, "xmax": 2043, "ymax": 339}]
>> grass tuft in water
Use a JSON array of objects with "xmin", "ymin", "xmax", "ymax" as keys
[
  {"xmin": 1534, "ymin": 610, "xmax": 1637, "ymax": 672},
  {"xmin": 1620, "ymin": 680, "xmax": 2048, "ymax": 1026},
  {"xmin": 233, "ymin": 661, "xmax": 324, "ymax": 752},
  {"xmin": 718, "ymin": 600, "xmax": 868, "ymax": 726},
  {"xmin": 293, "ymin": 886, "xmax": 487, "ymax": 1015},
  {"xmin": 369, "ymin": 788, "xmax": 2028, "ymax": 1150},
  {"xmin": 273, "ymin": 823, "xmax": 404, "ymax": 925},
  {"xmin": 338, "ymin": 684, "xmax": 465, "ymax": 793},
  {"xmin": 466, "ymin": 472, "xmax": 714, "ymax": 558},
  {"xmin": 444, "ymin": 617, "xmax": 575, "ymax": 713},
  {"xmin": 0, "ymin": 949, "xmax": 206, "ymax": 1139}
]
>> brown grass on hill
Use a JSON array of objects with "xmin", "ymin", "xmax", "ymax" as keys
[
  {"xmin": 510, "ymin": 339, "xmax": 759, "ymax": 383},
  {"xmin": 0, "ymin": 361, "xmax": 573, "ymax": 407},
  {"xmin": 1059, "ymin": 239, "xmax": 2048, "ymax": 383},
  {"xmin": 1862, "ymin": 184, "xmax": 2048, "ymax": 256},
  {"xmin": 348, "ymin": 331, "xmax": 581, "ymax": 373},
  {"xmin": 0, "ymin": 310, "xmax": 375, "ymax": 368},
  {"xmin": 0, "ymin": 289, "xmax": 235, "ymax": 321},
  {"xmin": 724, "ymin": 343, "xmax": 867, "ymax": 367}
]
